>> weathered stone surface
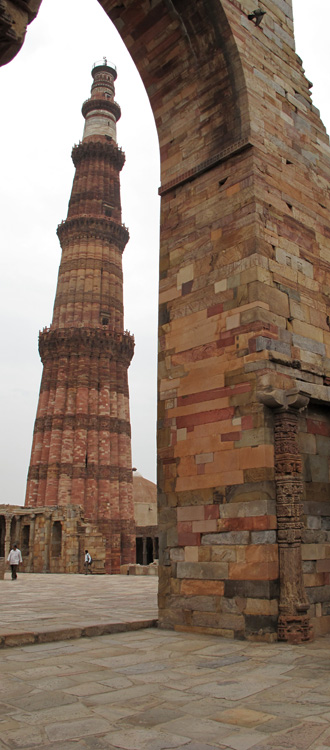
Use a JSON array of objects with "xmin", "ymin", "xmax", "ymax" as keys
[
  {"xmin": 176, "ymin": 563, "xmax": 228, "ymax": 580},
  {"xmin": 202, "ymin": 532, "xmax": 250, "ymax": 546}
]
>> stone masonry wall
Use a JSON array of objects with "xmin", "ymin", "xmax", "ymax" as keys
[
  {"xmin": 104, "ymin": 0, "xmax": 330, "ymax": 639},
  {"xmin": 0, "ymin": 505, "xmax": 107, "ymax": 575}
]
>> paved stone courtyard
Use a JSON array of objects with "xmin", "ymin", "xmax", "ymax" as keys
[
  {"xmin": 1, "ymin": 575, "xmax": 330, "ymax": 749},
  {"xmin": 0, "ymin": 573, "xmax": 158, "ymax": 645}
]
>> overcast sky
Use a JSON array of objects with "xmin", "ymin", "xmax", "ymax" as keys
[{"xmin": 0, "ymin": 0, "xmax": 328, "ymax": 505}]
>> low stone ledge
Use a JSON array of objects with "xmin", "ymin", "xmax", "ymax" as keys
[
  {"xmin": 120, "ymin": 563, "xmax": 159, "ymax": 576},
  {"xmin": 0, "ymin": 619, "xmax": 158, "ymax": 649}
]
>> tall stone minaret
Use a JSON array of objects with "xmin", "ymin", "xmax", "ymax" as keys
[{"xmin": 25, "ymin": 61, "xmax": 135, "ymax": 573}]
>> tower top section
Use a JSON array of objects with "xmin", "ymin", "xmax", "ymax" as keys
[{"xmin": 82, "ymin": 59, "xmax": 121, "ymax": 143}]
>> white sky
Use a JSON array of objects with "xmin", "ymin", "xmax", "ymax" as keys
[{"xmin": 0, "ymin": 0, "xmax": 328, "ymax": 504}]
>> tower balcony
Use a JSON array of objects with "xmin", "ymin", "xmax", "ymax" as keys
[{"xmin": 39, "ymin": 325, "xmax": 135, "ymax": 366}]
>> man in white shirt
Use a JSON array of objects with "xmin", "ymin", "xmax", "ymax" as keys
[
  {"xmin": 7, "ymin": 544, "xmax": 23, "ymax": 580},
  {"xmin": 84, "ymin": 550, "xmax": 92, "ymax": 574}
]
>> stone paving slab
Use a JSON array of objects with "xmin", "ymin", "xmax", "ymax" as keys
[
  {"xmin": 0, "ymin": 573, "xmax": 158, "ymax": 647},
  {"xmin": 1, "ymin": 628, "xmax": 330, "ymax": 749}
]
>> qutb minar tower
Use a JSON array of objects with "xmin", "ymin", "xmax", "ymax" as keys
[{"xmin": 25, "ymin": 61, "xmax": 135, "ymax": 573}]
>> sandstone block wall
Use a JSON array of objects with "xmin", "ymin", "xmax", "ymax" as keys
[{"xmin": 104, "ymin": 0, "xmax": 330, "ymax": 640}]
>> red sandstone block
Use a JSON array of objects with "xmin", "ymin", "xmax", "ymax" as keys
[
  {"xmin": 245, "ymin": 544, "xmax": 278, "ymax": 564},
  {"xmin": 242, "ymin": 415, "xmax": 253, "ymax": 430},
  {"xmin": 180, "ymin": 580, "xmax": 225, "ymax": 596},
  {"xmin": 205, "ymin": 505, "xmax": 220, "ymax": 520},
  {"xmin": 316, "ymin": 559, "xmax": 330, "ymax": 573},
  {"xmin": 176, "ymin": 407, "xmax": 235, "ymax": 430},
  {"xmin": 178, "ymin": 531, "xmax": 201, "ymax": 546},
  {"xmin": 221, "ymin": 431, "xmax": 241, "ymax": 442},
  {"xmin": 216, "ymin": 336, "xmax": 235, "ymax": 350},
  {"xmin": 197, "ymin": 465, "xmax": 205, "ymax": 475},
  {"xmin": 192, "ymin": 520, "xmax": 218, "ymax": 533},
  {"xmin": 307, "ymin": 419, "xmax": 330, "ymax": 437},
  {"xmin": 176, "ymin": 383, "xmax": 250, "ymax": 408},
  {"xmin": 178, "ymin": 521, "xmax": 192, "ymax": 534},
  {"xmin": 229, "ymin": 562, "xmax": 278, "ymax": 580},
  {"xmin": 207, "ymin": 303, "xmax": 223, "ymax": 318},
  {"xmin": 218, "ymin": 516, "xmax": 277, "ymax": 532}
]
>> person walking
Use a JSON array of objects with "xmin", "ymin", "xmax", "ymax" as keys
[
  {"xmin": 7, "ymin": 544, "xmax": 23, "ymax": 580},
  {"xmin": 84, "ymin": 550, "xmax": 92, "ymax": 574}
]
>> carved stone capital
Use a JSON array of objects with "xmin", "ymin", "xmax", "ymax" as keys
[{"xmin": 257, "ymin": 387, "xmax": 310, "ymax": 413}]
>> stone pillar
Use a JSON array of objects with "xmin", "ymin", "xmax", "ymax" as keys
[
  {"xmin": 14, "ymin": 515, "xmax": 21, "ymax": 548},
  {"xmin": 258, "ymin": 388, "xmax": 313, "ymax": 643},
  {"xmin": 4, "ymin": 515, "xmax": 11, "ymax": 561},
  {"xmin": 43, "ymin": 514, "xmax": 52, "ymax": 573},
  {"xmin": 142, "ymin": 537, "xmax": 147, "ymax": 566},
  {"xmin": 29, "ymin": 514, "xmax": 36, "ymax": 573}
]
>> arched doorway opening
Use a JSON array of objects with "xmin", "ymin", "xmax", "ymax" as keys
[{"xmin": 0, "ymin": 0, "xmax": 160, "ymax": 507}]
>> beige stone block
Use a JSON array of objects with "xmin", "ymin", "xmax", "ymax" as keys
[
  {"xmin": 276, "ymin": 247, "xmax": 313, "ymax": 278},
  {"xmin": 178, "ymin": 505, "xmax": 205, "ymax": 521},
  {"xmin": 214, "ymin": 278, "xmax": 227, "ymax": 293},
  {"xmin": 178, "ymin": 372, "xmax": 227, "ymax": 399},
  {"xmin": 210, "ymin": 546, "xmax": 237, "ymax": 562},
  {"xmin": 159, "ymin": 285, "xmax": 181, "ymax": 305},
  {"xmin": 239, "ymin": 266, "xmax": 272, "ymax": 285},
  {"xmin": 304, "ymin": 573, "xmax": 325, "ymax": 588},
  {"xmin": 177, "ymin": 561, "xmax": 228, "ymax": 579},
  {"xmin": 195, "ymin": 453, "xmax": 214, "ymax": 464},
  {"xmin": 198, "ymin": 545, "xmax": 211, "ymax": 562},
  {"xmin": 166, "ymin": 317, "xmax": 218, "ymax": 353},
  {"xmin": 311, "ymin": 615, "xmax": 330, "ymax": 637},
  {"xmin": 159, "ymin": 377, "xmax": 180, "ymax": 393},
  {"xmin": 301, "ymin": 544, "xmax": 327, "ymax": 560},
  {"xmin": 297, "ymin": 274, "xmax": 318, "ymax": 291},
  {"xmin": 177, "ymin": 263, "xmax": 194, "ymax": 289},
  {"xmin": 174, "ymin": 433, "xmax": 223, "ymax": 458},
  {"xmin": 185, "ymin": 546, "xmax": 199, "ymax": 562},
  {"xmin": 226, "ymin": 313, "xmax": 240, "ymax": 330},
  {"xmin": 244, "ymin": 598, "xmax": 278, "ymax": 616},
  {"xmin": 269, "ymin": 260, "xmax": 298, "ymax": 283},
  {"xmin": 292, "ymin": 319, "xmax": 324, "ymax": 344}
]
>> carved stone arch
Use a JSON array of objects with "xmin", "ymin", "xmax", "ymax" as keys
[
  {"xmin": 0, "ymin": 2, "xmax": 250, "ymax": 169},
  {"xmin": 96, "ymin": 0, "xmax": 251, "ymax": 203}
]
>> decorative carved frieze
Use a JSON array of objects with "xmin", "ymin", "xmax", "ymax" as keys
[
  {"xmin": 57, "ymin": 216, "xmax": 129, "ymax": 250},
  {"xmin": 72, "ymin": 139, "xmax": 125, "ymax": 171},
  {"xmin": 38, "ymin": 326, "xmax": 134, "ymax": 365}
]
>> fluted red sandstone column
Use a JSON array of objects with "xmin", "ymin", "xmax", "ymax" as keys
[{"xmin": 25, "ymin": 61, "xmax": 135, "ymax": 572}]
